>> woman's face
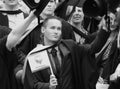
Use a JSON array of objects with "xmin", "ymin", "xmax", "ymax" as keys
[
  {"xmin": 42, "ymin": 0, "xmax": 56, "ymax": 16},
  {"xmin": 71, "ymin": 7, "xmax": 84, "ymax": 24},
  {"xmin": 108, "ymin": 12, "xmax": 116, "ymax": 30}
]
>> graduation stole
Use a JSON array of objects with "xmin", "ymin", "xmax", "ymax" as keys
[
  {"xmin": 22, "ymin": 43, "xmax": 58, "ymax": 83},
  {"xmin": 26, "ymin": 40, "xmax": 61, "ymax": 73},
  {"xmin": 0, "ymin": 9, "xmax": 22, "ymax": 15}
]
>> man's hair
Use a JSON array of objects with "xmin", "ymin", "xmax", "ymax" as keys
[
  {"xmin": 0, "ymin": 25, "xmax": 11, "ymax": 39},
  {"xmin": 40, "ymin": 16, "xmax": 62, "ymax": 43},
  {"xmin": 42, "ymin": 16, "xmax": 62, "ymax": 28}
]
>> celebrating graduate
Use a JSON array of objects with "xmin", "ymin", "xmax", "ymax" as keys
[{"xmin": 23, "ymin": 15, "xmax": 111, "ymax": 89}]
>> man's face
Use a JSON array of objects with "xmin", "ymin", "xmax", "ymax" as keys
[
  {"xmin": 42, "ymin": 19, "xmax": 62, "ymax": 44},
  {"xmin": 42, "ymin": 0, "xmax": 56, "ymax": 15},
  {"xmin": 108, "ymin": 12, "xmax": 116, "ymax": 30},
  {"xmin": 4, "ymin": 0, "xmax": 18, "ymax": 5},
  {"xmin": 71, "ymin": 7, "xmax": 84, "ymax": 24}
]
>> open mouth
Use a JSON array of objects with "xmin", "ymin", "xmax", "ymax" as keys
[
  {"xmin": 73, "ymin": 15, "xmax": 82, "ymax": 19},
  {"xmin": 46, "ymin": 8, "xmax": 53, "ymax": 11},
  {"xmin": 9, "ymin": 0, "xmax": 13, "ymax": 1},
  {"xmin": 73, "ymin": 17, "xmax": 81, "ymax": 21}
]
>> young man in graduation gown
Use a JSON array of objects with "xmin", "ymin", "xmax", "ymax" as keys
[{"xmin": 24, "ymin": 15, "xmax": 111, "ymax": 89}]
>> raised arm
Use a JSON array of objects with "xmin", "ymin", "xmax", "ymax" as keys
[
  {"xmin": 89, "ymin": 16, "xmax": 111, "ymax": 54},
  {"xmin": 6, "ymin": 10, "xmax": 36, "ymax": 51}
]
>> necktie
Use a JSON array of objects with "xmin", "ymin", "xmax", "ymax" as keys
[{"xmin": 51, "ymin": 48, "xmax": 60, "ymax": 75}]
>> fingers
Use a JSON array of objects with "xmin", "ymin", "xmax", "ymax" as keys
[
  {"xmin": 28, "ymin": 9, "xmax": 37, "ymax": 18},
  {"xmin": 98, "ymin": 15, "xmax": 110, "ymax": 31},
  {"xmin": 50, "ymin": 75, "xmax": 58, "ymax": 86},
  {"xmin": 49, "ymin": 74, "xmax": 58, "ymax": 89},
  {"xmin": 66, "ymin": 5, "xmax": 73, "ymax": 16}
]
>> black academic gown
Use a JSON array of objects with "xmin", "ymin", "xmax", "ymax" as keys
[
  {"xmin": 65, "ymin": 29, "xmax": 110, "ymax": 89},
  {"xmin": 0, "ymin": 12, "xmax": 9, "ymax": 27},
  {"xmin": 108, "ymin": 40, "xmax": 120, "ymax": 89},
  {"xmin": 0, "ymin": 36, "xmax": 18, "ymax": 89},
  {"xmin": 96, "ymin": 38, "xmax": 120, "ymax": 89}
]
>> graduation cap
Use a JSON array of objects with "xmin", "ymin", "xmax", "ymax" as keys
[
  {"xmin": 83, "ymin": 0, "xmax": 120, "ymax": 17},
  {"xmin": 83, "ymin": 0, "xmax": 107, "ymax": 17},
  {"xmin": 23, "ymin": 0, "xmax": 50, "ymax": 16}
]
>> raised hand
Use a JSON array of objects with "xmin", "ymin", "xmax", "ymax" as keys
[{"xmin": 49, "ymin": 74, "xmax": 58, "ymax": 89}]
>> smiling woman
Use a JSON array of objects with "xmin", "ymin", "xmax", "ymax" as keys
[
  {"xmin": 41, "ymin": 0, "xmax": 57, "ymax": 19},
  {"xmin": 70, "ymin": 7, "xmax": 84, "ymax": 23},
  {"xmin": 68, "ymin": 6, "xmax": 88, "ymax": 44}
]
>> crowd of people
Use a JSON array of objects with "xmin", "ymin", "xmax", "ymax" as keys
[{"xmin": 0, "ymin": 0, "xmax": 120, "ymax": 89}]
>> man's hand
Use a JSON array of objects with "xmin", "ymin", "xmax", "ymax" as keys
[
  {"xmin": 98, "ymin": 15, "xmax": 110, "ymax": 32},
  {"xmin": 66, "ymin": 5, "xmax": 73, "ymax": 16},
  {"xmin": 49, "ymin": 74, "xmax": 58, "ymax": 89}
]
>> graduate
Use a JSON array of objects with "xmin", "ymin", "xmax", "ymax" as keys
[{"xmin": 23, "ymin": 15, "xmax": 111, "ymax": 89}]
